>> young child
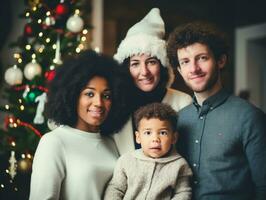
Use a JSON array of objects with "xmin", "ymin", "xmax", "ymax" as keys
[{"xmin": 104, "ymin": 102, "xmax": 192, "ymax": 200}]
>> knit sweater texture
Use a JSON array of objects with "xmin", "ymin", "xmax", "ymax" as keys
[
  {"xmin": 29, "ymin": 125, "xmax": 119, "ymax": 200},
  {"xmin": 104, "ymin": 149, "xmax": 192, "ymax": 200}
]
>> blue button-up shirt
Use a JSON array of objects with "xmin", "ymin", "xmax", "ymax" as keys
[{"xmin": 177, "ymin": 89, "xmax": 266, "ymax": 200}]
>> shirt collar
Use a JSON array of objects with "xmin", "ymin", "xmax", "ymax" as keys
[{"xmin": 193, "ymin": 88, "xmax": 230, "ymax": 114}]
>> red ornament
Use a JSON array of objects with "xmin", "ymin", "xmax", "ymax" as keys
[
  {"xmin": 45, "ymin": 70, "xmax": 56, "ymax": 81},
  {"xmin": 4, "ymin": 115, "xmax": 10, "ymax": 129},
  {"xmin": 55, "ymin": 3, "xmax": 69, "ymax": 16},
  {"xmin": 24, "ymin": 24, "xmax": 33, "ymax": 36}
]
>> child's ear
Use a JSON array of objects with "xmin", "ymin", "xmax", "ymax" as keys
[
  {"xmin": 135, "ymin": 131, "xmax": 141, "ymax": 144},
  {"xmin": 172, "ymin": 131, "xmax": 179, "ymax": 144}
]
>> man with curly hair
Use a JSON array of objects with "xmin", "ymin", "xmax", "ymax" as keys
[{"xmin": 167, "ymin": 22, "xmax": 266, "ymax": 200}]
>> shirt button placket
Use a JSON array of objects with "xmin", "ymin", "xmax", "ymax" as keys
[{"xmin": 194, "ymin": 112, "xmax": 205, "ymax": 186}]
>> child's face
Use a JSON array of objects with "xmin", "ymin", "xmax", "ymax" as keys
[{"xmin": 135, "ymin": 118, "xmax": 177, "ymax": 158}]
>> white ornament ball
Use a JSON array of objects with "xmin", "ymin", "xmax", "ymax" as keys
[
  {"xmin": 66, "ymin": 15, "xmax": 84, "ymax": 33},
  {"xmin": 4, "ymin": 66, "xmax": 23, "ymax": 85},
  {"xmin": 24, "ymin": 62, "xmax": 42, "ymax": 80}
]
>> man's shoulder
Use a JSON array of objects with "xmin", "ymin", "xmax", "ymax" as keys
[
  {"xmin": 227, "ymin": 95, "xmax": 265, "ymax": 116},
  {"xmin": 178, "ymin": 103, "xmax": 194, "ymax": 114}
]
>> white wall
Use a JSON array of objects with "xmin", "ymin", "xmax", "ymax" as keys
[
  {"xmin": 235, "ymin": 23, "xmax": 266, "ymax": 112},
  {"xmin": 1, "ymin": 0, "xmax": 26, "ymax": 69}
]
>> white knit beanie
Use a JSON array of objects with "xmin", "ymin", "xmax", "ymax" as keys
[{"xmin": 114, "ymin": 8, "xmax": 174, "ymax": 85}]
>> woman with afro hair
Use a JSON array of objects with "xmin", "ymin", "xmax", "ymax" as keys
[{"xmin": 29, "ymin": 50, "xmax": 129, "ymax": 200}]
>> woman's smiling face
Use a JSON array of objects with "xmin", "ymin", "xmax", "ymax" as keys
[
  {"xmin": 76, "ymin": 76, "xmax": 112, "ymax": 132},
  {"xmin": 129, "ymin": 54, "xmax": 161, "ymax": 92}
]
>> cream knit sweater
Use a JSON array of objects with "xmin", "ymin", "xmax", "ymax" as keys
[
  {"xmin": 29, "ymin": 126, "xmax": 118, "ymax": 200},
  {"xmin": 104, "ymin": 149, "xmax": 192, "ymax": 200}
]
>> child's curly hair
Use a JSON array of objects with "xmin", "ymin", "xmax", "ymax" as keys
[{"xmin": 134, "ymin": 102, "xmax": 178, "ymax": 132}]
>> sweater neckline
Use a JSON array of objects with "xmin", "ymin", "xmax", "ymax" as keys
[
  {"xmin": 61, "ymin": 125, "xmax": 102, "ymax": 139},
  {"xmin": 132, "ymin": 148, "xmax": 182, "ymax": 163}
]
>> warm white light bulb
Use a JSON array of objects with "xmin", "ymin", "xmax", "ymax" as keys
[
  {"xmin": 25, "ymin": 45, "xmax": 31, "ymax": 50},
  {"xmin": 76, "ymin": 47, "xmax": 81, "ymax": 53},
  {"xmin": 20, "ymin": 105, "xmax": 25, "ymax": 111},
  {"xmin": 82, "ymin": 29, "xmax": 88, "ymax": 34}
]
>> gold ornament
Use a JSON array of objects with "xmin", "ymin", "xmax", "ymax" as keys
[{"xmin": 18, "ymin": 158, "xmax": 32, "ymax": 172}]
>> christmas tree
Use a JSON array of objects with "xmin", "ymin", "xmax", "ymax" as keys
[{"xmin": 0, "ymin": 0, "xmax": 91, "ymax": 199}]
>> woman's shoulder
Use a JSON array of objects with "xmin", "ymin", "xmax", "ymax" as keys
[
  {"xmin": 166, "ymin": 88, "xmax": 191, "ymax": 98},
  {"xmin": 163, "ymin": 88, "xmax": 192, "ymax": 111},
  {"xmin": 39, "ymin": 126, "xmax": 69, "ymax": 146}
]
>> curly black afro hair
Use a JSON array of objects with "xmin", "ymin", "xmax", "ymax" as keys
[{"xmin": 45, "ymin": 50, "xmax": 131, "ymax": 135}]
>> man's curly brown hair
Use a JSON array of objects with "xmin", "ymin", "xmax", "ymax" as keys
[{"xmin": 167, "ymin": 21, "xmax": 229, "ymax": 69}]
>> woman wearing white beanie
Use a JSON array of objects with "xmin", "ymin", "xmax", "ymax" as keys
[{"xmin": 112, "ymin": 8, "xmax": 192, "ymax": 155}]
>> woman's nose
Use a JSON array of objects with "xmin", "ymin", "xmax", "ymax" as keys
[
  {"xmin": 140, "ymin": 64, "xmax": 149, "ymax": 75},
  {"xmin": 93, "ymin": 95, "xmax": 103, "ymax": 107}
]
